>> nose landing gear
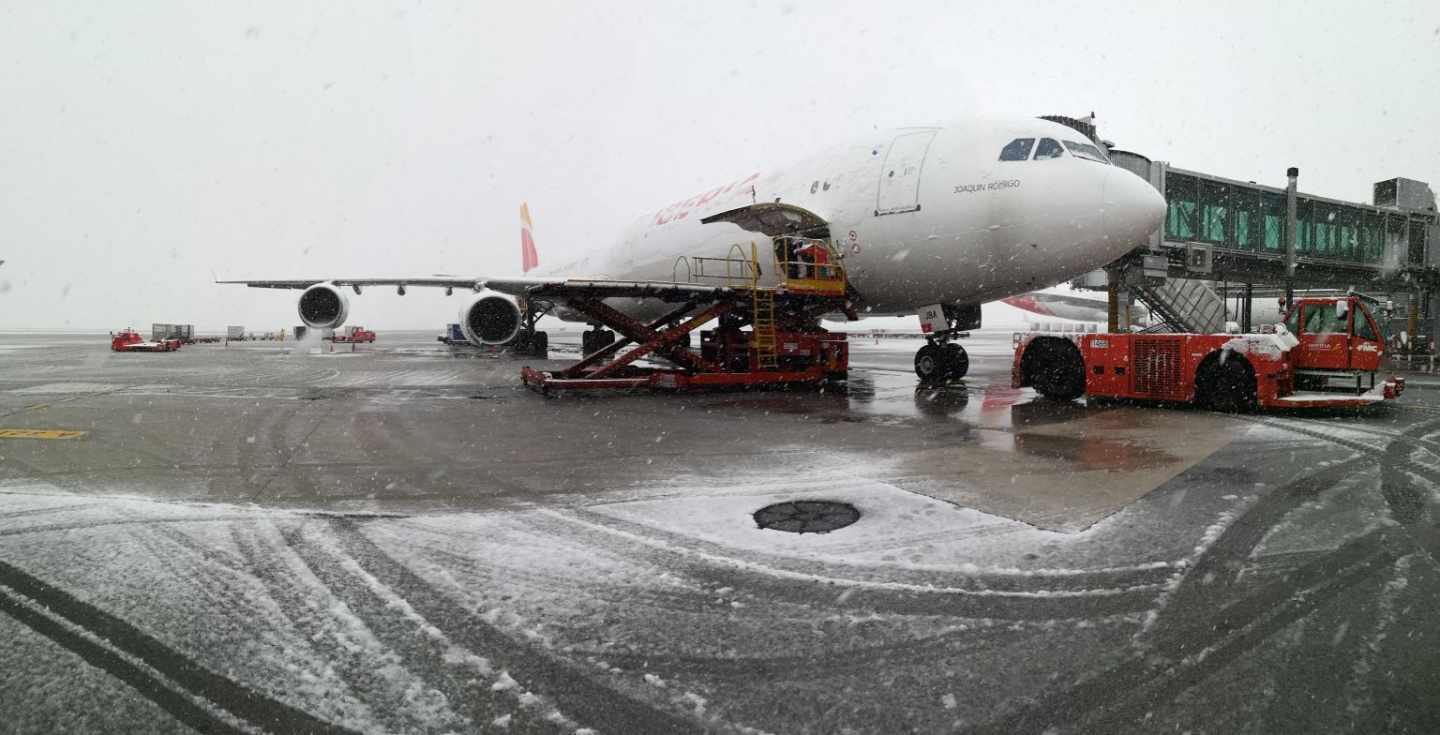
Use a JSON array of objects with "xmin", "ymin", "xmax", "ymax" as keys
[
  {"xmin": 914, "ymin": 342, "xmax": 968, "ymax": 382},
  {"xmin": 912, "ymin": 303, "xmax": 979, "ymax": 383}
]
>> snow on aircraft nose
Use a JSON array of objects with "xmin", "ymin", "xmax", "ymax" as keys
[{"xmin": 1100, "ymin": 166, "xmax": 1167, "ymax": 248}]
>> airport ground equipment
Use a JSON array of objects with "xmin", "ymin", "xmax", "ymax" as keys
[
  {"xmin": 521, "ymin": 240, "xmax": 850, "ymax": 393},
  {"xmin": 1013, "ymin": 295, "xmax": 1404, "ymax": 410},
  {"xmin": 151, "ymin": 323, "xmax": 196, "ymax": 344},
  {"xmin": 112, "ymin": 329, "xmax": 182, "ymax": 353},
  {"xmin": 438, "ymin": 323, "xmax": 466, "ymax": 345},
  {"xmin": 293, "ymin": 325, "xmax": 333, "ymax": 342},
  {"xmin": 328, "ymin": 326, "xmax": 376, "ymax": 344}
]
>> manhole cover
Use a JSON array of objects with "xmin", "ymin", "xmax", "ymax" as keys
[{"xmin": 753, "ymin": 500, "xmax": 860, "ymax": 534}]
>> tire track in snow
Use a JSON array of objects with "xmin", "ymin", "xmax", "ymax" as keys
[
  {"xmin": 275, "ymin": 521, "xmax": 540, "ymax": 734},
  {"xmin": 323, "ymin": 517, "xmax": 706, "ymax": 735},
  {"xmin": 0, "ymin": 556, "xmax": 358, "ymax": 734},
  {"xmin": 964, "ymin": 527, "xmax": 1405, "ymax": 735},
  {"xmin": 231, "ymin": 521, "xmax": 452, "ymax": 733},
  {"xmin": 964, "ymin": 411, "xmax": 1440, "ymax": 733},
  {"xmin": 0, "ymin": 582, "xmax": 249, "ymax": 735},
  {"xmin": 0, "ymin": 501, "xmax": 100, "ymax": 520},
  {"xmin": 537, "ymin": 509, "xmax": 1164, "ymax": 621}
]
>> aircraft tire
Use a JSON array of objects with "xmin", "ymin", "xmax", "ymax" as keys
[
  {"xmin": 914, "ymin": 344, "xmax": 945, "ymax": 383},
  {"xmin": 530, "ymin": 330, "xmax": 549, "ymax": 360},
  {"xmin": 941, "ymin": 343, "xmax": 968, "ymax": 380},
  {"xmin": 582, "ymin": 329, "xmax": 614, "ymax": 355}
]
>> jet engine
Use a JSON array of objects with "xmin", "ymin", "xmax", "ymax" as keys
[
  {"xmin": 459, "ymin": 290, "xmax": 522, "ymax": 345},
  {"xmin": 297, "ymin": 283, "xmax": 350, "ymax": 329}
]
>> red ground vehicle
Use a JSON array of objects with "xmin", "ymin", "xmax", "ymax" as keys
[
  {"xmin": 1013, "ymin": 295, "xmax": 1404, "ymax": 410},
  {"xmin": 329, "ymin": 326, "xmax": 376, "ymax": 344},
  {"xmin": 111, "ymin": 329, "xmax": 182, "ymax": 352}
]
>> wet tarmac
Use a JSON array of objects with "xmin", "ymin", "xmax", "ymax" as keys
[{"xmin": 1, "ymin": 328, "xmax": 1438, "ymax": 733}]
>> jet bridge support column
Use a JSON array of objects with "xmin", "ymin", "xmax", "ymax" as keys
[
  {"xmin": 1106, "ymin": 265, "xmax": 1128, "ymax": 333},
  {"xmin": 1286, "ymin": 167, "xmax": 1299, "ymax": 279},
  {"xmin": 1410, "ymin": 291, "xmax": 1421, "ymax": 353},
  {"xmin": 1242, "ymin": 283, "xmax": 1253, "ymax": 332}
]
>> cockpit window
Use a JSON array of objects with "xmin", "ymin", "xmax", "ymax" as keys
[
  {"xmin": 998, "ymin": 138, "xmax": 1035, "ymax": 161},
  {"xmin": 1062, "ymin": 139, "xmax": 1111, "ymax": 164},
  {"xmin": 1034, "ymin": 138, "xmax": 1065, "ymax": 160}
]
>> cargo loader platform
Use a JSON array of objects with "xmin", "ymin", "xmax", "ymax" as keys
[{"xmin": 520, "ymin": 240, "xmax": 852, "ymax": 394}]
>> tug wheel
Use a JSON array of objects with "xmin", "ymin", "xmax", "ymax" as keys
[
  {"xmin": 1023, "ymin": 338, "xmax": 1085, "ymax": 401},
  {"xmin": 1197, "ymin": 355, "xmax": 1256, "ymax": 412}
]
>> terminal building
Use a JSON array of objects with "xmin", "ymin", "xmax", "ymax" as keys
[{"xmin": 1054, "ymin": 115, "xmax": 1439, "ymax": 349}]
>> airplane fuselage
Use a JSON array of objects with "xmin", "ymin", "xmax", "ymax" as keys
[{"xmin": 549, "ymin": 116, "xmax": 1165, "ymax": 318}]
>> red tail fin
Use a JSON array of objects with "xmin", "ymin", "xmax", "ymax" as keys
[{"xmin": 520, "ymin": 202, "xmax": 539, "ymax": 273}]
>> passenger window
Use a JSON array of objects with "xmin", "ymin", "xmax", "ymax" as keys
[
  {"xmin": 998, "ymin": 138, "xmax": 1035, "ymax": 161},
  {"xmin": 1034, "ymin": 138, "xmax": 1064, "ymax": 160}
]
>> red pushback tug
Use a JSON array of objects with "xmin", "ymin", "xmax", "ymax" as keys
[
  {"xmin": 329, "ymin": 326, "xmax": 376, "ymax": 344},
  {"xmin": 521, "ymin": 240, "xmax": 851, "ymax": 393},
  {"xmin": 111, "ymin": 329, "xmax": 182, "ymax": 353},
  {"xmin": 1013, "ymin": 294, "xmax": 1404, "ymax": 410}
]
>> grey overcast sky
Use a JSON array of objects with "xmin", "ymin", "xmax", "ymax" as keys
[{"xmin": 2, "ymin": 0, "xmax": 1438, "ymax": 330}]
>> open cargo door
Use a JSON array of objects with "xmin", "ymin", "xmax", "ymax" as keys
[{"xmin": 700, "ymin": 203, "xmax": 830, "ymax": 238}]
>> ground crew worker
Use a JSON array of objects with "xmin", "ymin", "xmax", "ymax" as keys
[{"xmin": 796, "ymin": 240, "xmax": 830, "ymax": 280}]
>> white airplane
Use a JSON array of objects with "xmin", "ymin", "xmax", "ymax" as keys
[
  {"xmin": 222, "ymin": 115, "xmax": 1165, "ymax": 380},
  {"xmin": 1002, "ymin": 289, "xmax": 1286, "ymax": 328}
]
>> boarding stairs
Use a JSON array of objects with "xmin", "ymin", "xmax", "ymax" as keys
[{"xmin": 1132, "ymin": 277, "xmax": 1227, "ymax": 334}]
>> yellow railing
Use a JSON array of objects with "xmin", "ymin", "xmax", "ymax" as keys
[{"xmin": 673, "ymin": 243, "xmax": 759, "ymax": 286}]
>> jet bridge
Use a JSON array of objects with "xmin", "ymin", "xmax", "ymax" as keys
[{"xmin": 1096, "ymin": 149, "xmax": 1439, "ymax": 340}]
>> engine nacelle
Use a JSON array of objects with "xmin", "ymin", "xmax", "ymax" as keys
[
  {"xmin": 459, "ymin": 290, "xmax": 522, "ymax": 345},
  {"xmin": 297, "ymin": 283, "xmax": 350, "ymax": 329}
]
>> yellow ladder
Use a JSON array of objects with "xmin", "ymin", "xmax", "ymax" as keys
[{"xmin": 752, "ymin": 287, "xmax": 777, "ymax": 370}]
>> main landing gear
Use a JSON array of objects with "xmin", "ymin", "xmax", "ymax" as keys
[
  {"xmin": 511, "ymin": 300, "xmax": 551, "ymax": 359},
  {"xmin": 912, "ymin": 303, "xmax": 980, "ymax": 384},
  {"xmin": 581, "ymin": 326, "xmax": 616, "ymax": 355}
]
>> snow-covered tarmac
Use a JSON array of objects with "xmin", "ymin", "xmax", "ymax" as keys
[{"xmin": 1, "ymin": 330, "xmax": 1438, "ymax": 733}]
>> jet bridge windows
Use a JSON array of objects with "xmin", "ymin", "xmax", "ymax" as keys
[
  {"xmin": 1034, "ymin": 138, "xmax": 1065, "ymax": 161},
  {"xmin": 998, "ymin": 138, "xmax": 1036, "ymax": 161},
  {"xmin": 1062, "ymin": 139, "xmax": 1110, "ymax": 164}
]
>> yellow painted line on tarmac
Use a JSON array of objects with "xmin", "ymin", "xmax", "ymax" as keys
[{"xmin": 0, "ymin": 429, "xmax": 87, "ymax": 440}]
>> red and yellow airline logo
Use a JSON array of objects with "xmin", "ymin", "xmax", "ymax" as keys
[{"xmin": 521, "ymin": 202, "xmax": 539, "ymax": 273}]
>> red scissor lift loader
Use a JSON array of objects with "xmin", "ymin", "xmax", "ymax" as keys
[
  {"xmin": 520, "ymin": 240, "xmax": 851, "ymax": 393},
  {"xmin": 1013, "ymin": 294, "xmax": 1404, "ymax": 410}
]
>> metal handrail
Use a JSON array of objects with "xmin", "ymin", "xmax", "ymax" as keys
[{"xmin": 675, "ymin": 241, "xmax": 761, "ymax": 286}]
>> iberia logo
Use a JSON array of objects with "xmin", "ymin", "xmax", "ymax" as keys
[{"xmin": 653, "ymin": 173, "xmax": 760, "ymax": 226}]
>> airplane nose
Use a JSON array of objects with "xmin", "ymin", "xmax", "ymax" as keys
[{"xmin": 1102, "ymin": 167, "xmax": 1167, "ymax": 246}]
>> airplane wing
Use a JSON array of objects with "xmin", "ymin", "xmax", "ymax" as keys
[
  {"xmin": 216, "ymin": 275, "xmax": 735, "ymax": 302},
  {"xmin": 215, "ymin": 276, "xmax": 554, "ymax": 296}
]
